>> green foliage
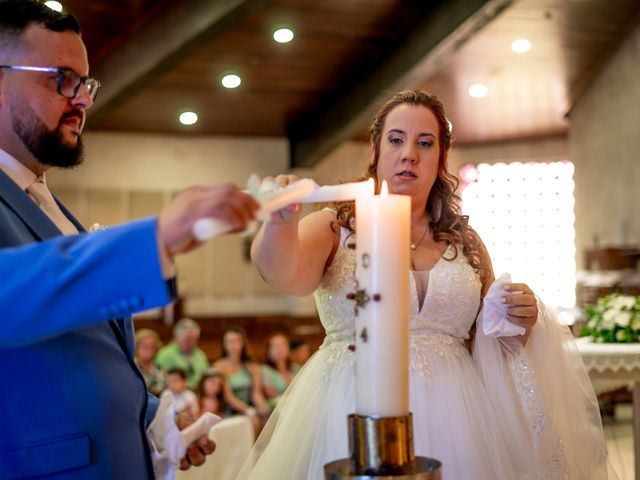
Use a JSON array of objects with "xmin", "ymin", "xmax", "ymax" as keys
[{"xmin": 581, "ymin": 293, "xmax": 640, "ymax": 343}]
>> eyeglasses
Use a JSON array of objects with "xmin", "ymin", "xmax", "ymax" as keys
[{"xmin": 0, "ymin": 65, "xmax": 100, "ymax": 101}]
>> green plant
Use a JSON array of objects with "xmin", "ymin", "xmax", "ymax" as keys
[{"xmin": 581, "ymin": 293, "xmax": 640, "ymax": 343}]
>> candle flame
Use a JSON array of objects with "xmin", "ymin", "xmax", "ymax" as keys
[
  {"xmin": 367, "ymin": 178, "xmax": 375, "ymax": 196},
  {"xmin": 381, "ymin": 180, "xmax": 389, "ymax": 197}
]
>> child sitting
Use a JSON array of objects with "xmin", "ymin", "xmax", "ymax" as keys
[{"xmin": 162, "ymin": 367, "xmax": 199, "ymax": 418}]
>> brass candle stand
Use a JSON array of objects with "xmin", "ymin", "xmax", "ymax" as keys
[{"xmin": 324, "ymin": 413, "xmax": 441, "ymax": 479}]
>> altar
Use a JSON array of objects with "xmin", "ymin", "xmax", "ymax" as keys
[{"xmin": 577, "ymin": 338, "xmax": 640, "ymax": 479}]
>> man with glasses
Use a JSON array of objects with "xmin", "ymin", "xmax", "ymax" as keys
[
  {"xmin": 0, "ymin": 64, "xmax": 100, "ymax": 99},
  {"xmin": 0, "ymin": 1, "xmax": 259, "ymax": 478}
]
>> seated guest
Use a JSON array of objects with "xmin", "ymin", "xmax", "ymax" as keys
[
  {"xmin": 162, "ymin": 367, "xmax": 199, "ymax": 418},
  {"xmin": 213, "ymin": 326, "xmax": 269, "ymax": 423},
  {"xmin": 134, "ymin": 328, "xmax": 167, "ymax": 396},
  {"xmin": 156, "ymin": 317, "xmax": 210, "ymax": 390},
  {"xmin": 261, "ymin": 332, "xmax": 300, "ymax": 412},
  {"xmin": 289, "ymin": 338, "xmax": 312, "ymax": 367},
  {"xmin": 198, "ymin": 368, "xmax": 227, "ymax": 417}
]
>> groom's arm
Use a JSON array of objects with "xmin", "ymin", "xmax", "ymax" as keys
[
  {"xmin": 1, "ymin": 183, "xmax": 260, "ymax": 347},
  {"xmin": 0, "ymin": 217, "xmax": 171, "ymax": 347}
]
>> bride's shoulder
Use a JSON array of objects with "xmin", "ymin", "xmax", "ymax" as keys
[
  {"xmin": 300, "ymin": 209, "xmax": 341, "ymax": 238},
  {"xmin": 305, "ymin": 208, "xmax": 338, "ymax": 222}
]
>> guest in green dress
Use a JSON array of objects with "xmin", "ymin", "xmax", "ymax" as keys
[
  {"xmin": 261, "ymin": 332, "xmax": 300, "ymax": 412},
  {"xmin": 213, "ymin": 326, "xmax": 269, "ymax": 425}
]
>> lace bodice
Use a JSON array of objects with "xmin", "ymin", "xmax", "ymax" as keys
[{"xmin": 314, "ymin": 228, "xmax": 482, "ymax": 345}]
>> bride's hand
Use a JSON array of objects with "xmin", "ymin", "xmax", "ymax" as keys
[
  {"xmin": 503, "ymin": 282, "xmax": 538, "ymax": 345},
  {"xmin": 263, "ymin": 174, "xmax": 302, "ymax": 224}
]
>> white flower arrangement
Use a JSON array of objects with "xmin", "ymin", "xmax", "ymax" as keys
[
  {"xmin": 88, "ymin": 223, "xmax": 107, "ymax": 232},
  {"xmin": 582, "ymin": 293, "xmax": 640, "ymax": 343}
]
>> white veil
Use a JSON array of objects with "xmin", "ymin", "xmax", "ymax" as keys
[{"xmin": 474, "ymin": 297, "xmax": 616, "ymax": 479}]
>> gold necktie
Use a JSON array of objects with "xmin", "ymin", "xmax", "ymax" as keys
[{"xmin": 26, "ymin": 177, "xmax": 78, "ymax": 235}]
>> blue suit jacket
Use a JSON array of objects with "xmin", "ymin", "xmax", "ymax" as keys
[{"xmin": 0, "ymin": 170, "xmax": 171, "ymax": 479}]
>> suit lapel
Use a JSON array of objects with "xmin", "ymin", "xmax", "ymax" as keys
[
  {"xmin": 51, "ymin": 194, "xmax": 129, "ymax": 347},
  {"xmin": 0, "ymin": 169, "xmax": 62, "ymax": 240},
  {"xmin": 47, "ymin": 190, "xmax": 130, "ymax": 344},
  {"xmin": 55, "ymin": 196, "xmax": 85, "ymax": 233}
]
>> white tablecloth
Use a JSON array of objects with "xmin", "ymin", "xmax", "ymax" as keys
[
  {"xmin": 577, "ymin": 337, "xmax": 640, "ymax": 479},
  {"xmin": 576, "ymin": 337, "xmax": 640, "ymax": 394},
  {"xmin": 175, "ymin": 415, "xmax": 254, "ymax": 480}
]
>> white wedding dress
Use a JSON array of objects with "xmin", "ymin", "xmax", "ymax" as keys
[{"xmin": 239, "ymin": 228, "xmax": 611, "ymax": 480}]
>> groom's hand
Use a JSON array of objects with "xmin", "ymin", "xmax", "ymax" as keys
[
  {"xmin": 175, "ymin": 412, "xmax": 217, "ymax": 470},
  {"xmin": 158, "ymin": 183, "xmax": 259, "ymax": 256}
]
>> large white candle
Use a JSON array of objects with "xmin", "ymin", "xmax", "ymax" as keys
[{"xmin": 354, "ymin": 181, "xmax": 410, "ymax": 417}]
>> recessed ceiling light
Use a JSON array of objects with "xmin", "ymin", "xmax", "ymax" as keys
[
  {"xmin": 511, "ymin": 39, "xmax": 532, "ymax": 53},
  {"xmin": 221, "ymin": 74, "xmax": 242, "ymax": 89},
  {"xmin": 44, "ymin": 1, "xmax": 63, "ymax": 12},
  {"xmin": 273, "ymin": 28, "xmax": 294, "ymax": 44},
  {"xmin": 468, "ymin": 84, "xmax": 488, "ymax": 98},
  {"xmin": 179, "ymin": 111, "xmax": 198, "ymax": 126}
]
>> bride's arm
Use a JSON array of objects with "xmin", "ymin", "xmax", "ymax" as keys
[{"xmin": 251, "ymin": 201, "xmax": 338, "ymax": 296}]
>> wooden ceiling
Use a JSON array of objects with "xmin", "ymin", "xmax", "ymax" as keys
[{"xmin": 57, "ymin": 0, "xmax": 640, "ymax": 167}]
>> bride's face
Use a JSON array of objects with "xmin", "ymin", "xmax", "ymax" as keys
[{"xmin": 376, "ymin": 104, "xmax": 440, "ymax": 207}]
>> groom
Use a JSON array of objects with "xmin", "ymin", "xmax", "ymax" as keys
[{"xmin": 0, "ymin": 1, "xmax": 258, "ymax": 478}]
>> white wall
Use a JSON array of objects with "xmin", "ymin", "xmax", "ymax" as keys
[
  {"xmin": 309, "ymin": 141, "xmax": 370, "ymax": 185},
  {"xmin": 569, "ymin": 22, "xmax": 640, "ymax": 266},
  {"xmin": 449, "ymin": 136, "xmax": 568, "ymax": 172},
  {"xmin": 46, "ymin": 135, "xmax": 375, "ymax": 317},
  {"xmin": 47, "ymin": 132, "xmax": 288, "ymax": 190},
  {"xmin": 47, "ymin": 132, "xmax": 318, "ymax": 316}
]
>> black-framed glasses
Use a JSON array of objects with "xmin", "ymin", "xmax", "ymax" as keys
[{"xmin": 0, "ymin": 65, "xmax": 100, "ymax": 101}]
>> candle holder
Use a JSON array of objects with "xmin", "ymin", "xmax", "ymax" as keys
[{"xmin": 324, "ymin": 413, "xmax": 442, "ymax": 479}]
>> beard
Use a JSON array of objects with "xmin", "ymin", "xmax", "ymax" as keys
[{"xmin": 11, "ymin": 102, "xmax": 84, "ymax": 169}]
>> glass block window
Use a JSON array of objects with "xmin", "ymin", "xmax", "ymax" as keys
[{"xmin": 460, "ymin": 161, "xmax": 576, "ymax": 308}]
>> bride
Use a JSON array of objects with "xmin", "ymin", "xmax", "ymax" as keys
[{"xmin": 240, "ymin": 90, "xmax": 611, "ymax": 479}]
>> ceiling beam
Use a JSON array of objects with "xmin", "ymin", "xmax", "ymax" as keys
[
  {"xmin": 86, "ymin": 0, "xmax": 264, "ymax": 125},
  {"xmin": 289, "ymin": 0, "xmax": 514, "ymax": 169}
]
